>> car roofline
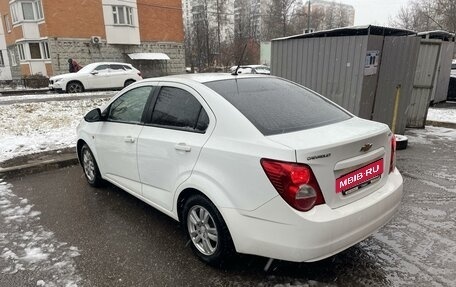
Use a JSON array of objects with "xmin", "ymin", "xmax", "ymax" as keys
[{"xmin": 138, "ymin": 73, "xmax": 275, "ymax": 84}]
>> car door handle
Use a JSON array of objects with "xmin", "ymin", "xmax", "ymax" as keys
[
  {"xmin": 175, "ymin": 143, "xmax": 191, "ymax": 152},
  {"xmin": 124, "ymin": 136, "xmax": 135, "ymax": 143}
]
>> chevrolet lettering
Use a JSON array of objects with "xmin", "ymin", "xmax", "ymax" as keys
[{"xmin": 307, "ymin": 153, "xmax": 331, "ymax": 161}]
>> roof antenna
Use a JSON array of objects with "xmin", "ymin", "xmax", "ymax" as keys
[{"xmin": 232, "ymin": 43, "xmax": 248, "ymax": 75}]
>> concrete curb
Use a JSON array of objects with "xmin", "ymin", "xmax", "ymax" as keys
[
  {"xmin": 0, "ymin": 154, "xmax": 79, "ymax": 179},
  {"xmin": 426, "ymin": 120, "xmax": 456, "ymax": 129}
]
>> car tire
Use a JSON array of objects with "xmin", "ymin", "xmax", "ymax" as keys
[
  {"xmin": 67, "ymin": 81, "xmax": 84, "ymax": 93},
  {"xmin": 395, "ymin": 134, "xmax": 408, "ymax": 150},
  {"xmin": 182, "ymin": 194, "xmax": 235, "ymax": 266},
  {"xmin": 124, "ymin": 79, "xmax": 135, "ymax": 87},
  {"xmin": 80, "ymin": 144, "xmax": 104, "ymax": 187}
]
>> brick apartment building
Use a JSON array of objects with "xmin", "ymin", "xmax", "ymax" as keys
[{"xmin": 0, "ymin": 0, "xmax": 185, "ymax": 80}]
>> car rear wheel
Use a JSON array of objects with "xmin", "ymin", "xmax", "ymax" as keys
[
  {"xmin": 124, "ymin": 79, "xmax": 135, "ymax": 87},
  {"xmin": 183, "ymin": 194, "xmax": 234, "ymax": 266},
  {"xmin": 67, "ymin": 81, "xmax": 84, "ymax": 93},
  {"xmin": 81, "ymin": 144, "xmax": 104, "ymax": 187}
]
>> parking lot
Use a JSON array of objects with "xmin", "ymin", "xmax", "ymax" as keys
[{"xmin": 0, "ymin": 127, "xmax": 454, "ymax": 286}]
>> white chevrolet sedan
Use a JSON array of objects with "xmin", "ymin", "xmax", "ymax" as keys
[
  {"xmin": 49, "ymin": 62, "xmax": 142, "ymax": 93},
  {"xmin": 77, "ymin": 74, "xmax": 403, "ymax": 265}
]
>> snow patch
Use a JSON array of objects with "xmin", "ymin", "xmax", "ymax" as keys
[
  {"xmin": 406, "ymin": 126, "xmax": 456, "ymax": 145},
  {"xmin": 0, "ymin": 181, "xmax": 81, "ymax": 285},
  {"xmin": 0, "ymin": 97, "xmax": 109, "ymax": 163},
  {"xmin": 427, "ymin": 107, "xmax": 456, "ymax": 124}
]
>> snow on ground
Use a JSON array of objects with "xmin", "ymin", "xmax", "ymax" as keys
[
  {"xmin": 406, "ymin": 126, "xmax": 456, "ymax": 145},
  {"xmin": 427, "ymin": 106, "xmax": 456, "ymax": 123},
  {"xmin": 0, "ymin": 179, "xmax": 81, "ymax": 286},
  {"xmin": 0, "ymin": 91, "xmax": 116, "ymax": 104},
  {"xmin": 0, "ymin": 97, "xmax": 109, "ymax": 163}
]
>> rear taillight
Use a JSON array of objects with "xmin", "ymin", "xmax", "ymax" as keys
[
  {"xmin": 261, "ymin": 159, "xmax": 325, "ymax": 212},
  {"xmin": 389, "ymin": 135, "xmax": 396, "ymax": 173}
]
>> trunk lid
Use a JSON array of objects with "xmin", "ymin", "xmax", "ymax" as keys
[{"xmin": 267, "ymin": 117, "xmax": 392, "ymax": 209}]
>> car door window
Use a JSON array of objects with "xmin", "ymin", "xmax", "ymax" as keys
[
  {"xmin": 94, "ymin": 64, "xmax": 110, "ymax": 73},
  {"xmin": 108, "ymin": 86, "xmax": 154, "ymax": 124},
  {"xmin": 150, "ymin": 87, "xmax": 209, "ymax": 132}
]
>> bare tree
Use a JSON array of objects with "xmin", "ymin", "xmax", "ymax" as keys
[
  {"xmin": 263, "ymin": 0, "xmax": 298, "ymax": 40},
  {"xmin": 391, "ymin": 0, "xmax": 456, "ymax": 33},
  {"xmin": 289, "ymin": 3, "xmax": 325, "ymax": 34},
  {"xmin": 324, "ymin": 1, "xmax": 336, "ymax": 29},
  {"xmin": 337, "ymin": 3, "xmax": 350, "ymax": 27}
]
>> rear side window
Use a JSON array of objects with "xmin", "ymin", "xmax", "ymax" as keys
[
  {"xmin": 150, "ymin": 87, "xmax": 209, "ymax": 133},
  {"xmin": 110, "ymin": 64, "xmax": 125, "ymax": 70},
  {"xmin": 204, "ymin": 78, "xmax": 351, "ymax": 135}
]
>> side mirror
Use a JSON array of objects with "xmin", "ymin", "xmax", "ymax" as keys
[
  {"xmin": 90, "ymin": 70, "xmax": 99, "ymax": 75},
  {"xmin": 84, "ymin": 108, "xmax": 105, "ymax": 122}
]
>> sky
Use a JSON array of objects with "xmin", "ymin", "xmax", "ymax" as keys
[{"xmin": 339, "ymin": 0, "xmax": 410, "ymax": 26}]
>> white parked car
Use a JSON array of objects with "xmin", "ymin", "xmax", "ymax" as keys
[
  {"xmin": 49, "ymin": 62, "xmax": 142, "ymax": 93},
  {"xmin": 77, "ymin": 74, "xmax": 403, "ymax": 265},
  {"xmin": 230, "ymin": 65, "xmax": 270, "ymax": 75}
]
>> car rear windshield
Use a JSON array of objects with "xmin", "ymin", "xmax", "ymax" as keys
[{"xmin": 204, "ymin": 77, "xmax": 351, "ymax": 135}]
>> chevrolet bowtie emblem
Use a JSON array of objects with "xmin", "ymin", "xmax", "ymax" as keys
[{"xmin": 360, "ymin": 143, "xmax": 373, "ymax": 152}]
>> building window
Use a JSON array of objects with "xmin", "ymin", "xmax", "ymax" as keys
[
  {"xmin": 112, "ymin": 6, "xmax": 133, "ymax": 25},
  {"xmin": 9, "ymin": 50, "xmax": 17, "ymax": 66},
  {"xmin": 41, "ymin": 42, "xmax": 50, "ymax": 59},
  {"xmin": 10, "ymin": 0, "xmax": 44, "ymax": 23},
  {"xmin": 34, "ymin": 0, "xmax": 43, "ymax": 19},
  {"xmin": 4, "ymin": 15, "xmax": 11, "ymax": 32},
  {"xmin": 0, "ymin": 51, "xmax": 4, "ymax": 67},
  {"xmin": 22, "ymin": 2, "xmax": 34, "ymax": 20},
  {"xmin": 10, "ymin": 4, "xmax": 19, "ymax": 23},
  {"xmin": 15, "ymin": 42, "xmax": 50, "ymax": 61},
  {"xmin": 17, "ymin": 44, "xmax": 26, "ymax": 60},
  {"xmin": 29, "ymin": 43, "xmax": 41, "ymax": 59}
]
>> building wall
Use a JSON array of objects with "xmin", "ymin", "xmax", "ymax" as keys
[
  {"xmin": 0, "ymin": 8, "xmax": 12, "ymax": 80},
  {"xmin": 139, "ymin": 0, "xmax": 184, "ymax": 42},
  {"xmin": 40, "ymin": 0, "xmax": 105, "ymax": 38},
  {"xmin": 0, "ymin": 0, "xmax": 185, "ymax": 79},
  {"xmin": 48, "ymin": 38, "xmax": 185, "ymax": 77}
]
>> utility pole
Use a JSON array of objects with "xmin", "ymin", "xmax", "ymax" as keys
[{"xmin": 307, "ymin": 0, "xmax": 311, "ymax": 33}]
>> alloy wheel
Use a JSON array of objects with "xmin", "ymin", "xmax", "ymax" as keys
[
  {"xmin": 187, "ymin": 205, "xmax": 219, "ymax": 256},
  {"xmin": 68, "ymin": 82, "xmax": 83, "ymax": 93},
  {"xmin": 82, "ymin": 148, "xmax": 95, "ymax": 182}
]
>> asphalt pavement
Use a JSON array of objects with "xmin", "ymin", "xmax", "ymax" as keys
[
  {"xmin": 0, "ymin": 124, "xmax": 455, "ymax": 286},
  {"xmin": 0, "ymin": 99, "xmax": 455, "ymax": 286}
]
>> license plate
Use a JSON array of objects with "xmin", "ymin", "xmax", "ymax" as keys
[{"xmin": 336, "ymin": 159, "xmax": 384, "ymax": 194}]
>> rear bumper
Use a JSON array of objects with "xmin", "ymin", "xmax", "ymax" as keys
[{"xmin": 221, "ymin": 169, "xmax": 403, "ymax": 262}]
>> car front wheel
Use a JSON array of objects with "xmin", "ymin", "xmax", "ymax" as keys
[
  {"xmin": 81, "ymin": 144, "xmax": 103, "ymax": 187},
  {"xmin": 67, "ymin": 81, "xmax": 84, "ymax": 93},
  {"xmin": 183, "ymin": 194, "xmax": 234, "ymax": 266}
]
